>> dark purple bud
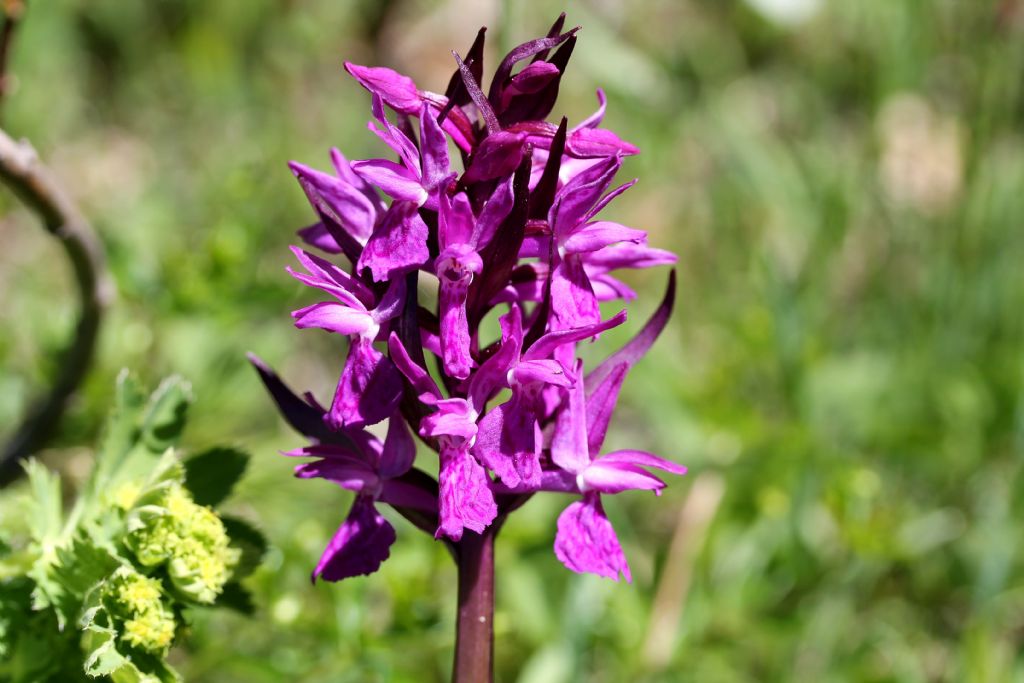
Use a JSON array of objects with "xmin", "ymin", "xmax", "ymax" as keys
[{"xmin": 462, "ymin": 131, "xmax": 527, "ymax": 184}]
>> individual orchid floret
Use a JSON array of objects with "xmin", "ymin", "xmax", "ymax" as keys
[
  {"xmin": 548, "ymin": 361, "xmax": 686, "ymax": 581},
  {"xmin": 436, "ymin": 181, "xmax": 514, "ymax": 378},
  {"xmin": 353, "ymin": 95, "xmax": 451, "ymax": 210},
  {"xmin": 288, "ymin": 246, "xmax": 405, "ymax": 428},
  {"xmin": 289, "ymin": 149, "xmax": 386, "ymax": 262},
  {"xmin": 285, "ymin": 416, "xmax": 434, "ymax": 581}
]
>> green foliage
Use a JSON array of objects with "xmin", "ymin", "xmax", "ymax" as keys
[{"xmin": 0, "ymin": 376, "xmax": 262, "ymax": 682}]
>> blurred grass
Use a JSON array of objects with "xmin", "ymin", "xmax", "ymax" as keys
[{"xmin": 2, "ymin": 0, "xmax": 1024, "ymax": 681}]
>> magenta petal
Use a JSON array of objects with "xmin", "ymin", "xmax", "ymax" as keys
[
  {"xmin": 379, "ymin": 415, "xmax": 416, "ymax": 479},
  {"xmin": 575, "ymin": 88, "xmax": 608, "ymax": 130},
  {"xmin": 597, "ymin": 449, "xmax": 688, "ymax": 477},
  {"xmin": 292, "ymin": 302, "xmax": 374, "ymax": 336},
  {"xmin": 289, "ymin": 161, "xmax": 379, "ymax": 242},
  {"xmin": 351, "ymin": 159, "xmax": 428, "ymax": 205},
  {"xmin": 298, "ymin": 222, "xmax": 343, "ymax": 254},
  {"xmin": 436, "ymin": 440, "xmax": 498, "ymax": 541},
  {"xmin": 549, "ymin": 155, "xmax": 622, "ymax": 240},
  {"xmin": 344, "ymin": 63, "xmax": 422, "ymax": 115},
  {"xmin": 419, "ymin": 103, "xmax": 451, "ymax": 188},
  {"xmin": 357, "ymin": 202, "xmax": 430, "ymax": 282},
  {"xmin": 474, "ymin": 177, "xmax": 514, "ymax": 247},
  {"xmin": 468, "ymin": 305, "xmax": 523, "ymax": 410},
  {"xmin": 500, "ymin": 61, "xmax": 560, "ymax": 108},
  {"xmin": 551, "ymin": 361, "xmax": 590, "ymax": 474},
  {"xmin": 419, "ymin": 398, "xmax": 477, "ymax": 441},
  {"xmin": 581, "ymin": 461, "xmax": 667, "ymax": 495},
  {"xmin": 294, "ymin": 459, "xmax": 381, "ymax": 493},
  {"xmin": 584, "ymin": 363, "xmax": 628, "ymax": 455},
  {"xmin": 470, "ymin": 397, "xmax": 541, "ymax": 489},
  {"xmin": 554, "ymin": 495, "xmax": 631, "ymax": 582},
  {"xmin": 327, "ymin": 339, "xmax": 403, "ymax": 429},
  {"xmin": 438, "ymin": 278, "xmax": 473, "ymax": 380},
  {"xmin": 472, "ymin": 407, "xmax": 522, "ymax": 488},
  {"xmin": 582, "ymin": 242, "xmax": 678, "ymax": 273},
  {"xmin": 511, "ymin": 359, "xmax": 572, "ymax": 387},
  {"xmin": 566, "ymin": 127, "xmax": 640, "ymax": 158},
  {"xmin": 549, "ymin": 256, "xmax": 601, "ymax": 331},
  {"xmin": 562, "ymin": 221, "xmax": 647, "ymax": 254},
  {"xmin": 387, "ymin": 333, "xmax": 442, "ymax": 402},
  {"xmin": 313, "ymin": 496, "xmax": 396, "ymax": 582},
  {"xmin": 438, "ymin": 192, "xmax": 476, "ymax": 250}
]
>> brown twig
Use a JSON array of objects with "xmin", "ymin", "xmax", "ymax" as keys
[{"xmin": 0, "ymin": 128, "xmax": 113, "ymax": 485}]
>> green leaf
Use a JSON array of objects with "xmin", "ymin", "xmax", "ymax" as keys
[
  {"xmin": 139, "ymin": 376, "xmax": 193, "ymax": 454},
  {"xmin": 220, "ymin": 516, "xmax": 267, "ymax": 580},
  {"xmin": 22, "ymin": 459, "xmax": 62, "ymax": 546},
  {"xmin": 80, "ymin": 598, "xmax": 181, "ymax": 683},
  {"xmin": 29, "ymin": 535, "xmax": 119, "ymax": 630},
  {"xmin": 183, "ymin": 447, "xmax": 250, "ymax": 507},
  {"xmin": 214, "ymin": 581, "xmax": 256, "ymax": 615}
]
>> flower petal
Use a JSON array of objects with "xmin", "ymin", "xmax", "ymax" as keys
[
  {"xmin": 554, "ymin": 494, "xmax": 631, "ymax": 582},
  {"xmin": 357, "ymin": 202, "xmax": 430, "ymax": 282},
  {"xmin": 436, "ymin": 441, "xmax": 498, "ymax": 541},
  {"xmin": 596, "ymin": 449, "xmax": 688, "ymax": 477},
  {"xmin": 351, "ymin": 159, "xmax": 428, "ymax": 205},
  {"xmin": 550, "ymin": 360, "xmax": 590, "ymax": 474},
  {"xmin": 326, "ymin": 339, "xmax": 403, "ymax": 429},
  {"xmin": 549, "ymin": 255, "xmax": 601, "ymax": 330},
  {"xmin": 379, "ymin": 415, "xmax": 416, "ymax": 479},
  {"xmin": 291, "ymin": 302, "xmax": 375, "ymax": 337},
  {"xmin": 419, "ymin": 103, "xmax": 451, "ymax": 189},
  {"xmin": 387, "ymin": 332, "xmax": 442, "ymax": 402},
  {"xmin": 312, "ymin": 496, "xmax": 396, "ymax": 582},
  {"xmin": 344, "ymin": 63, "xmax": 422, "ymax": 115},
  {"xmin": 562, "ymin": 221, "xmax": 646, "ymax": 255},
  {"xmin": 580, "ymin": 461, "xmax": 667, "ymax": 495}
]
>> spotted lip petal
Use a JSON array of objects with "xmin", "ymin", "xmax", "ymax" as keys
[
  {"xmin": 313, "ymin": 496, "xmax": 397, "ymax": 583},
  {"xmin": 554, "ymin": 494, "xmax": 631, "ymax": 582}
]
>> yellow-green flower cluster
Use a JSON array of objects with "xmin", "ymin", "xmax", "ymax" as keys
[
  {"xmin": 126, "ymin": 482, "xmax": 240, "ymax": 604},
  {"xmin": 101, "ymin": 566, "xmax": 175, "ymax": 655}
]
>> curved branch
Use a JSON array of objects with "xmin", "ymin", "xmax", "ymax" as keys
[{"xmin": 0, "ymin": 128, "xmax": 113, "ymax": 484}]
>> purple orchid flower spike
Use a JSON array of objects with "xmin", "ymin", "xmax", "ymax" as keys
[
  {"xmin": 259, "ymin": 15, "xmax": 683, "ymax": 680},
  {"xmin": 549, "ymin": 361, "xmax": 686, "ymax": 582}
]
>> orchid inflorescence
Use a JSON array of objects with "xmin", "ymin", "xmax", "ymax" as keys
[{"xmin": 251, "ymin": 13, "xmax": 685, "ymax": 584}]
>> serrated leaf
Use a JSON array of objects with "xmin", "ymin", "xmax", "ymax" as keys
[
  {"xmin": 220, "ymin": 516, "xmax": 267, "ymax": 580},
  {"xmin": 29, "ymin": 535, "xmax": 119, "ymax": 630},
  {"xmin": 139, "ymin": 377, "xmax": 193, "ymax": 454},
  {"xmin": 22, "ymin": 459, "xmax": 62, "ymax": 547},
  {"xmin": 81, "ymin": 601, "xmax": 180, "ymax": 683},
  {"xmin": 183, "ymin": 447, "xmax": 250, "ymax": 507}
]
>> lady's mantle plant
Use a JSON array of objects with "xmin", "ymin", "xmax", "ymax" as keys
[
  {"xmin": 251, "ymin": 13, "xmax": 684, "ymax": 680},
  {"xmin": 0, "ymin": 375, "xmax": 263, "ymax": 683}
]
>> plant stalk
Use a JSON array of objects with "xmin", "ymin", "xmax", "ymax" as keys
[{"xmin": 452, "ymin": 525, "xmax": 496, "ymax": 683}]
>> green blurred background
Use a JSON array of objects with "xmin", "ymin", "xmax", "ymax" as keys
[{"xmin": 2, "ymin": 0, "xmax": 1024, "ymax": 680}]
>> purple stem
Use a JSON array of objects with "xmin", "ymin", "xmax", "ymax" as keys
[{"xmin": 452, "ymin": 524, "xmax": 498, "ymax": 683}]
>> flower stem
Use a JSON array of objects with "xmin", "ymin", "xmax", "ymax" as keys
[{"xmin": 453, "ymin": 525, "xmax": 496, "ymax": 683}]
